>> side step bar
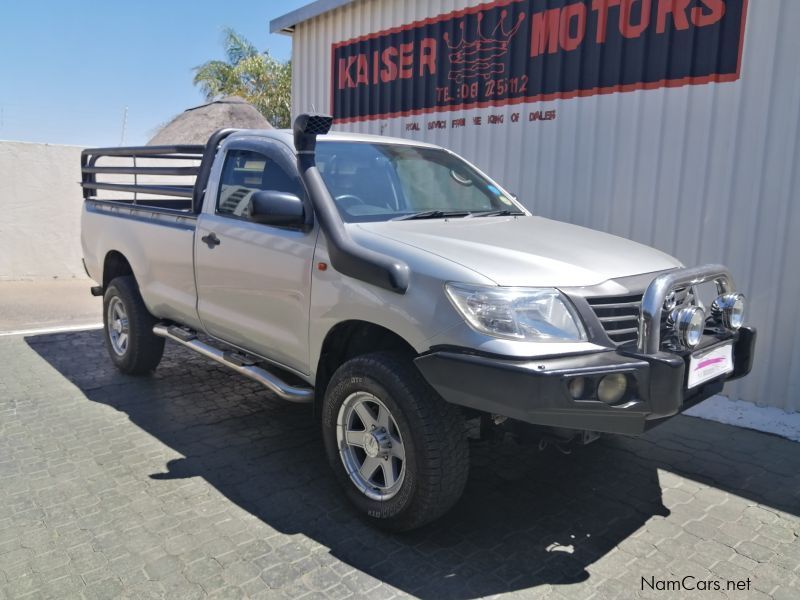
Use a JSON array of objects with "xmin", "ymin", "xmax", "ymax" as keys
[{"xmin": 153, "ymin": 324, "xmax": 314, "ymax": 404}]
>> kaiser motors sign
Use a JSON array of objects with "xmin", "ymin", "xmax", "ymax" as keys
[{"xmin": 331, "ymin": 0, "xmax": 748, "ymax": 122}]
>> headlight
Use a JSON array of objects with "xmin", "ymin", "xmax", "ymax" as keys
[
  {"xmin": 445, "ymin": 283, "xmax": 586, "ymax": 342},
  {"xmin": 711, "ymin": 293, "xmax": 745, "ymax": 330}
]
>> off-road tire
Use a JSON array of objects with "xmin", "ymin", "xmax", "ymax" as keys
[
  {"xmin": 103, "ymin": 276, "xmax": 164, "ymax": 375},
  {"xmin": 322, "ymin": 351, "xmax": 469, "ymax": 531}
]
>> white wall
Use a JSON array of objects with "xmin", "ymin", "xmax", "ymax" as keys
[
  {"xmin": 290, "ymin": 0, "xmax": 800, "ymax": 411},
  {"xmin": 0, "ymin": 141, "xmax": 85, "ymax": 280}
]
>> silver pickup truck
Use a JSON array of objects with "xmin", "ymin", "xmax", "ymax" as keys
[{"xmin": 81, "ymin": 114, "xmax": 755, "ymax": 530}]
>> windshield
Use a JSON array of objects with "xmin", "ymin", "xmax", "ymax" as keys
[{"xmin": 315, "ymin": 141, "xmax": 520, "ymax": 222}]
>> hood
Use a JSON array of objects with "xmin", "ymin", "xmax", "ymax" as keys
[{"xmin": 354, "ymin": 216, "xmax": 682, "ymax": 287}]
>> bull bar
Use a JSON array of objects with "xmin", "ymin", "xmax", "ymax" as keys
[{"xmin": 637, "ymin": 264, "xmax": 735, "ymax": 354}]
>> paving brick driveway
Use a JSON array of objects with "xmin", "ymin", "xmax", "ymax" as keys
[{"xmin": 0, "ymin": 330, "xmax": 798, "ymax": 600}]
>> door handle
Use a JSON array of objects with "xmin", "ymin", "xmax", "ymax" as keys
[{"xmin": 201, "ymin": 232, "xmax": 221, "ymax": 248}]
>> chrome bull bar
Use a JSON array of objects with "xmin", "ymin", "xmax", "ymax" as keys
[{"xmin": 637, "ymin": 264, "xmax": 735, "ymax": 354}]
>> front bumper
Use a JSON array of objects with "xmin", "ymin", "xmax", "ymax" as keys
[{"xmin": 415, "ymin": 327, "xmax": 756, "ymax": 436}]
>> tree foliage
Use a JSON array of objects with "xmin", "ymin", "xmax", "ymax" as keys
[{"xmin": 193, "ymin": 28, "xmax": 291, "ymax": 128}]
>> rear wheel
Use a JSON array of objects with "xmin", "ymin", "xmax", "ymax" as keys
[
  {"xmin": 322, "ymin": 352, "xmax": 469, "ymax": 531},
  {"xmin": 103, "ymin": 276, "xmax": 164, "ymax": 375}
]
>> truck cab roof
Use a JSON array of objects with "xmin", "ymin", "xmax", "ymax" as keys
[{"xmin": 228, "ymin": 128, "xmax": 443, "ymax": 153}]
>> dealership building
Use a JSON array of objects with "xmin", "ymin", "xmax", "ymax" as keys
[{"xmin": 272, "ymin": 0, "xmax": 800, "ymax": 412}]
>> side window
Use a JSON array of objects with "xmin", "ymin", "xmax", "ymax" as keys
[{"xmin": 217, "ymin": 149, "xmax": 303, "ymax": 219}]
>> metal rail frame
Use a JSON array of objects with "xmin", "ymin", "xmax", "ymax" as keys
[
  {"xmin": 81, "ymin": 130, "xmax": 238, "ymax": 213},
  {"xmin": 637, "ymin": 264, "xmax": 735, "ymax": 354},
  {"xmin": 80, "ymin": 144, "xmax": 205, "ymax": 208}
]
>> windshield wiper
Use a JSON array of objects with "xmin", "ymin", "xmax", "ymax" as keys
[
  {"xmin": 464, "ymin": 209, "xmax": 525, "ymax": 218},
  {"xmin": 391, "ymin": 210, "xmax": 471, "ymax": 221}
]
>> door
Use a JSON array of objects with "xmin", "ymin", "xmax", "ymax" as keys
[{"xmin": 194, "ymin": 141, "xmax": 318, "ymax": 374}]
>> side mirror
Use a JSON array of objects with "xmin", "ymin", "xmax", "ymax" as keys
[{"xmin": 249, "ymin": 190, "xmax": 305, "ymax": 227}]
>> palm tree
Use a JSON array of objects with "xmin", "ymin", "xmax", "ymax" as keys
[{"xmin": 194, "ymin": 28, "xmax": 292, "ymax": 128}]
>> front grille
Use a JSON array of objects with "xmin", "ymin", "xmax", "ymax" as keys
[
  {"xmin": 586, "ymin": 293, "xmax": 642, "ymax": 345},
  {"xmin": 587, "ymin": 287, "xmax": 691, "ymax": 347}
]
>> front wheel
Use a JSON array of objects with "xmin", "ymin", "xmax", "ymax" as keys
[
  {"xmin": 321, "ymin": 352, "xmax": 469, "ymax": 531},
  {"xmin": 103, "ymin": 276, "xmax": 164, "ymax": 375}
]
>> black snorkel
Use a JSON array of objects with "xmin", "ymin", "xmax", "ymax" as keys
[{"xmin": 293, "ymin": 114, "xmax": 410, "ymax": 294}]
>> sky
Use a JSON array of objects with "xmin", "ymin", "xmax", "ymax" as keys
[{"xmin": 0, "ymin": 0, "xmax": 309, "ymax": 147}]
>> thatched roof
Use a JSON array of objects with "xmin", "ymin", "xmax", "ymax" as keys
[{"xmin": 147, "ymin": 96, "xmax": 272, "ymax": 146}]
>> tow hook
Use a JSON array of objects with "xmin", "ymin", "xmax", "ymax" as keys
[
  {"xmin": 538, "ymin": 430, "xmax": 601, "ymax": 455},
  {"xmin": 538, "ymin": 437, "xmax": 573, "ymax": 455}
]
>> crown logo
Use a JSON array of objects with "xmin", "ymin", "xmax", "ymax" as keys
[{"xmin": 443, "ymin": 10, "xmax": 526, "ymax": 83}]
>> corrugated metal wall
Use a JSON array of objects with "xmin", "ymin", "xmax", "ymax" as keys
[{"xmin": 291, "ymin": 0, "xmax": 800, "ymax": 412}]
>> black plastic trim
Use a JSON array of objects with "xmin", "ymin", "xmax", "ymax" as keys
[
  {"xmin": 193, "ymin": 128, "xmax": 238, "ymax": 213},
  {"xmin": 728, "ymin": 326, "xmax": 757, "ymax": 381}
]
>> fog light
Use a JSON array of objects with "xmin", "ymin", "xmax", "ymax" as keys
[
  {"xmin": 597, "ymin": 373, "xmax": 627, "ymax": 404},
  {"xmin": 711, "ymin": 293, "xmax": 745, "ymax": 330},
  {"xmin": 671, "ymin": 306, "xmax": 705, "ymax": 348},
  {"xmin": 567, "ymin": 377, "xmax": 586, "ymax": 399}
]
